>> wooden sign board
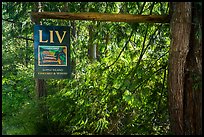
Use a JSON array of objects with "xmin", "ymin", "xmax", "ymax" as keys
[{"xmin": 34, "ymin": 25, "xmax": 71, "ymax": 79}]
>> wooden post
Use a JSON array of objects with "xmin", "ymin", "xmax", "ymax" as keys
[
  {"xmin": 31, "ymin": 12, "xmax": 170, "ymax": 23},
  {"xmin": 30, "ymin": 3, "xmax": 50, "ymax": 135},
  {"xmin": 31, "ymin": 2, "xmax": 47, "ymax": 98},
  {"xmin": 36, "ymin": 79, "xmax": 46, "ymax": 97}
]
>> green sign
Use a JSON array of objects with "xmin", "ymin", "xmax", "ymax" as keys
[{"xmin": 34, "ymin": 25, "xmax": 71, "ymax": 79}]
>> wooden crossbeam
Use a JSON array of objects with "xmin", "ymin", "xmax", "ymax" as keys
[{"xmin": 31, "ymin": 12, "xmax": 170, "ymax": 23}]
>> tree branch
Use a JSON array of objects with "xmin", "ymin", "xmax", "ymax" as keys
[
  {"xmin": 130, "ymin": 24, "xmax": 162, "ymax": 80},
  {"xmin": 2, "ymin": 18, "xmax": 16, "ymax": 24},
  {"xmin": 16, "ymin": 36, "xmax": 34, "ymax": 42},
  {"xmin": 30, "ymin": 12, "xmax": 170, "ymax": 23},
  {"xmin": 133, "ymin": 63, "xmax": 167, "ymax": 92},
  {"xmin": 102, "ymin": 2, "xmax": 147, "ymax": 71},
  {"xmin": 102, "ymin": 30, "xmax": 134, "ymax": 70}
]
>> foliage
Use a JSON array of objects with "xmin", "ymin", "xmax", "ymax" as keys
[{"xmin": 2, "ymin": 2, "xmax": 171, "ymax": 135}]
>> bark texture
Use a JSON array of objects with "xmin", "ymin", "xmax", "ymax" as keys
[
  {"xmin": 168, "ymin": 2, "xmax": 202, "ymax": 135},
  {"xmin": 168, "ymin": 2, "xmax": 192, "ymax": 135}
]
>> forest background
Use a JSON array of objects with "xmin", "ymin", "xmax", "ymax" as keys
[{"xmin": 2, "ymin": 2, "xmax": 202, "ymax": 135}]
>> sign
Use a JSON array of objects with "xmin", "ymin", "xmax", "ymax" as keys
[{"xmin": 34, "ymin": 25, "xmax": 71, "ymax": 79}]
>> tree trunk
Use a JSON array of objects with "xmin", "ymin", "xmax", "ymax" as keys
[
  {"xmin": 88, "ymin": 25, "xmax": 97, "ymax": 62},
  {"xmin": 168, "ymin": 2, "xmax": 192, "ymax": 135},
  {"xmin": 183, "ymin": 2, "xmax": 202, "ymax": 135},
  {"xmin": 168, "ymin": 2, "xmax": 202, "ymax": 135}
]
